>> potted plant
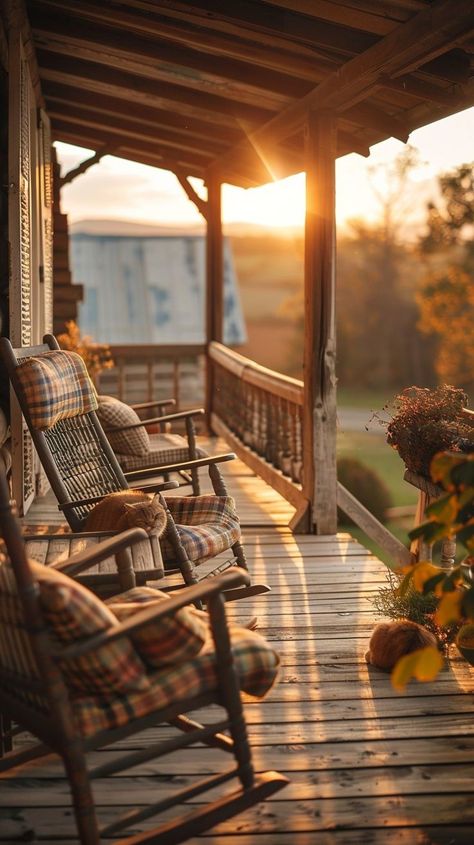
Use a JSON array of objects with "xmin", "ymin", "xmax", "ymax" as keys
[{"xmin": 385, "ymin": 385, "xmax": 473, "ymax": 477}]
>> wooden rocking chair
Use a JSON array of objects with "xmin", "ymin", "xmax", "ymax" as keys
[
  {"xmin": 1, "ymin": 336, "xmax": 269, "ymax": 601},
  {"xmin": 0, "ymin": 472, "xmax": 288, "ymax": 843},
  {"xmin": 97, "ymin": 392, "xmax": 208, "ymax": 495}
]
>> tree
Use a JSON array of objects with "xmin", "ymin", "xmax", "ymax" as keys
[
  {"xmin": 419, "ymin": 163, "xmax": 474, "ymax": 256},
  {"xmin": 417, "ymin": 163, "xmax": 474, "ymax": 391}
]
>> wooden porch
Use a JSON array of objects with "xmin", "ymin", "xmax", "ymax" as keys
[{"xmin": 2, "ymin": 441, "xmax": 474, "ymax": 843}]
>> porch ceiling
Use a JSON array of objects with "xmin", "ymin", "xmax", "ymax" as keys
[{"xmin": 22, "ymin": 0, "xmax": 474, "ymax": 186}]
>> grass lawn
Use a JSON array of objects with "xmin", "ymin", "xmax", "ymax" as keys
[
  {"xmin": 336, "ymin": 428, "xmax": 417, "ymax": 567},
  {"xmin": 337, "ymin": 386, "xmax": 399, "ymax": 411},
  {"xmin": 337, "ymin": 430, "xmax": 416, "ymax": 508}
]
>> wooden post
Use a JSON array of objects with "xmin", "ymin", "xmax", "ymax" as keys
[
  {"xmin": 205, "ymin": 174, "xmax": 223, "ymax": 431},
  {"xmin": 301, "ymin": 110, "xmax": 338, "ymax": 535}
]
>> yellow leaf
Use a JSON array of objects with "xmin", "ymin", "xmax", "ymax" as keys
[
  {"xmin": 435, "ymin": 591, "xmax": 463, "ymax": 627},
  {"xmin": 391, "ymin": 646, "xmax": 444, "ymax": 692},
  {"xmin": 411, "ymin": 562, "xmax": 443, "ymax": 594}
]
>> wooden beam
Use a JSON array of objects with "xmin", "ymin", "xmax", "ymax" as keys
[
  {"xmin": 51, "ymin": 128, "xmax": 257, "ymax": 189},
  {"xmin": 205, "ymin": 175, "xmax": 223, "ymax": 429},
  {"xmin": 44, "ymin": 82, "xmax": 246, "ymax": 145},
  {"xmin": 59, "ymin": 149, "xmax": 109, "ymax": 187},
  {"xmin": 37, "ymin": 49, "xmax": 276, "ymax": 126},
  {"xmin": 131, "ymin": 0, "xmax": 376, "ymax": 56},
  {"xmin": 341, "ymin": 102, "xmax": 410, "ymax": 143},
  {"xmin": 51, "ymin": 118, "xmax": 214, "ymax": 168},
  {"xmin": 175, "ymin": 172, "xmax": 208, "ymax": 221},
  {"xmin": 31, "ymin": 5, "xmax": 307, "ymax": 104},
  {"xmin": 48, "ymin": 103, "xmax": 228, "ymax": 158},
  {"xmin": 208, "ymin": 0, "xmax": 474, "ymax": 176},
  {"xmin": 33, "ymin": 0, "xmax": 337, "ymax": 80},
  {"xmin": 257, "ymin": 0, "xmax": 411, "ymax": 36},
  {"xmin": 302, "ymin": 111, "xmax": 338, "ymax": 536},
  {"xmin": 51, "ymin": 127, "xmax": 208, "ymax": 179}
]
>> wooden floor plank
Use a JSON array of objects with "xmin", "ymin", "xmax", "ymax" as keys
[{"xmin": 6, "ymin": 443, "xmax": 473, "ymax": 842}]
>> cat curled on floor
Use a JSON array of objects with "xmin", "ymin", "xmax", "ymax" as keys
[
  {"xmin": 365, "ymin": 619, "xmax": 438, "ymax": 671},
  {"xmin": 85, "ymin": 490, "xmax": 168, "ymax": 536}
]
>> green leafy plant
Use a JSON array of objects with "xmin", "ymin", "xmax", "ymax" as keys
[{"xmin": 385, "ymin": 385, "xmax": 473, "ymax": 476}]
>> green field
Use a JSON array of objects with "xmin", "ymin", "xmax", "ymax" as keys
[{"xmin": 336, "ymin": 412, "xmax": 417, "ymax": 567}]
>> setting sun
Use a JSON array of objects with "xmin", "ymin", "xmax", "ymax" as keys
[{"xmin": 56, "ymin": 106, "xmax": 474, "ymax": 233}]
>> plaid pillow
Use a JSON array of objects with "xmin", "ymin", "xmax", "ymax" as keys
[
  {"xmin": 30, "ymin": 562, "xmax": 148, "ymax": 696},
  {"xmin": 106, "ymin": 586, "xmax": 207, "ymax": 669},
  {"xmin": 97, "ymin": 396, "xmax": 149, "ymax": 456},
  {"xmin": 16, "ymin": 351, "xmax": 98, "ymax": 430}
]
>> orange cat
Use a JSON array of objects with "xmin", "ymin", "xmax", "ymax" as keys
[
  {"xmin": 85, "ymin": 491, "xmax": 167, "ymax": 536},
  {"xmin": 365, "ymin": 620, "xmax": 438, "ymax": 671}
]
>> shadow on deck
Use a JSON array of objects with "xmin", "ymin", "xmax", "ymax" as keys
[{"xmin": 2, "ymin": 440, "xmax": 474, "ymax": 843}]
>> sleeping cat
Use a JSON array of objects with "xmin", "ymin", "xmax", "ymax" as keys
[
  {"xmin": 85, "ymin": 491, "xmax": 167, "ymax": 536},
  {"xmin": 365, "ymin": 619, "xmax": 438, "ymax": 671}
]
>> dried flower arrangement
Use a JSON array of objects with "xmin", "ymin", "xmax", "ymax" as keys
[
  {"xmin": 57, "ymin": 321, "xmax": 114, "ymax": 381},
  {"xmin": 385, "ymin": 385, "xmax": 473, "ymax": 476}
]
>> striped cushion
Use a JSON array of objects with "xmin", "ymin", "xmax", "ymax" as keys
[
  {"xmin": 106, "ymin": 586, "xmax": 207, "ymax": 668},
  {"xmin": 0, "ymin": 559, "xmax": 148, "ymax": 697},
  {"xmin": 161, "ymin": 496, "xmax": 241, "ymax": 564},
  {"xmin": 73, "ymin": 626, "xmax": 280, "ymax": 737},
  {"xmin": 98, "ymin": 396, "xmax": 149, "ymax": 456},
  {"xmin": 16, "ymin": 351, "xmax": 98, "ymax": 429},
  {"xmin": 116, "ymin": 433, "xmax": 207, "ymax": 472}
]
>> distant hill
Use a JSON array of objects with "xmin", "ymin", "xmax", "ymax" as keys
[{"xmin": 70, "ymin": 218, "xmax": 303, "ymax": 239}]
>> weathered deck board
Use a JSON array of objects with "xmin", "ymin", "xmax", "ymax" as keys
[{"xmin": 2, "ymin": 443, "xmax": 473, "ymax": 842}]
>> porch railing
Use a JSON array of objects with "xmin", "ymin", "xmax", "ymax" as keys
[
  {"xmin": 96, "ymin": 344, "xmax": 205, "ymax": 409},
  {"xmin": 209, "ymin": 341, "xmax": 307, "ymax": 517},
  {"xmin": 209, "ymin": 341, "xmax": 411, "ymax": 563}
]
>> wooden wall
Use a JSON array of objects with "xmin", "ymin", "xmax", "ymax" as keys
[{"xmin": 51, "ymin": 146, "xmax": 83, "ymax": 335}]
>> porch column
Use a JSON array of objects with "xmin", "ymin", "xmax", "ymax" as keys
[
  {"xmin": 302, "ymin": 110, "xmax": 338, "ymax": 534},
  {"xmin": 205, "ymin": 174, "xmax": 223, "ymax": 429}
]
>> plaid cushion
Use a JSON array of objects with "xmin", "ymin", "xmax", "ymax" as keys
[
  {"xmin": 116, "ymin": 433, "xmax": 207, "ymax": 472},
  {"xmin": 73, "ymin": 626, "xmax": 280, "ymax": 738},
  {"xmin": 161, "ymin": 496, "xmax": 241, "ymax": 564},
  {"xmin": 16, "ymin": 351, "xmax": 98, "ymax": 430},
  {"xmin": 0, "ymin": 553, "xmax": 46, "ymax": 711},
  {"xmin": 97, "ymin": 395, "xmax": 149, "ymax": 456},
  {"xmin": 106, "ymin": 586, "xmax": 207, "ymax": 668},
  {"xmin": 0, "ymin": 560, "xmax": 148, "ymax": 697}
]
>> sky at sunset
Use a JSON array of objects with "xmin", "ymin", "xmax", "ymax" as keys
[{"xmin": 56, "ymin": 106, "xmax": 474, "ymax": 233}]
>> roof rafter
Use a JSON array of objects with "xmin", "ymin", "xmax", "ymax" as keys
[
  {"xmin": 37, "ymin": 49, "xmax": 276, "ymax": 126},
  {"xmin": 209, "ymin": 0, "xmax": 474, "ymax": 177}
]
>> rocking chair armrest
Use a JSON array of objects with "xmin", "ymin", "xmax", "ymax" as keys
[
  {"xmin": 52, "ymin": 528, "xmax": 149, "ymax": 576},
  {"xmin": 58, "ymin": 480, "xmax": 180, "ymax": 511},
  {"xmin": 131, "ymin": 398, "xmax": 176, "ymax": 412},
  {"xmin": 54, "ymin": 568, "xmax": 248, "ymax": 660},
  {"xmin": 103, "ymin": 408, "xmax": 205, "ymax": 433},
  {"xmin": 129, "ymin": 480, "xmax": 180, "ymax": 494},
  {"xmin": 124, "ymin": 453, "xmax": 235, "ymax": 480}
]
